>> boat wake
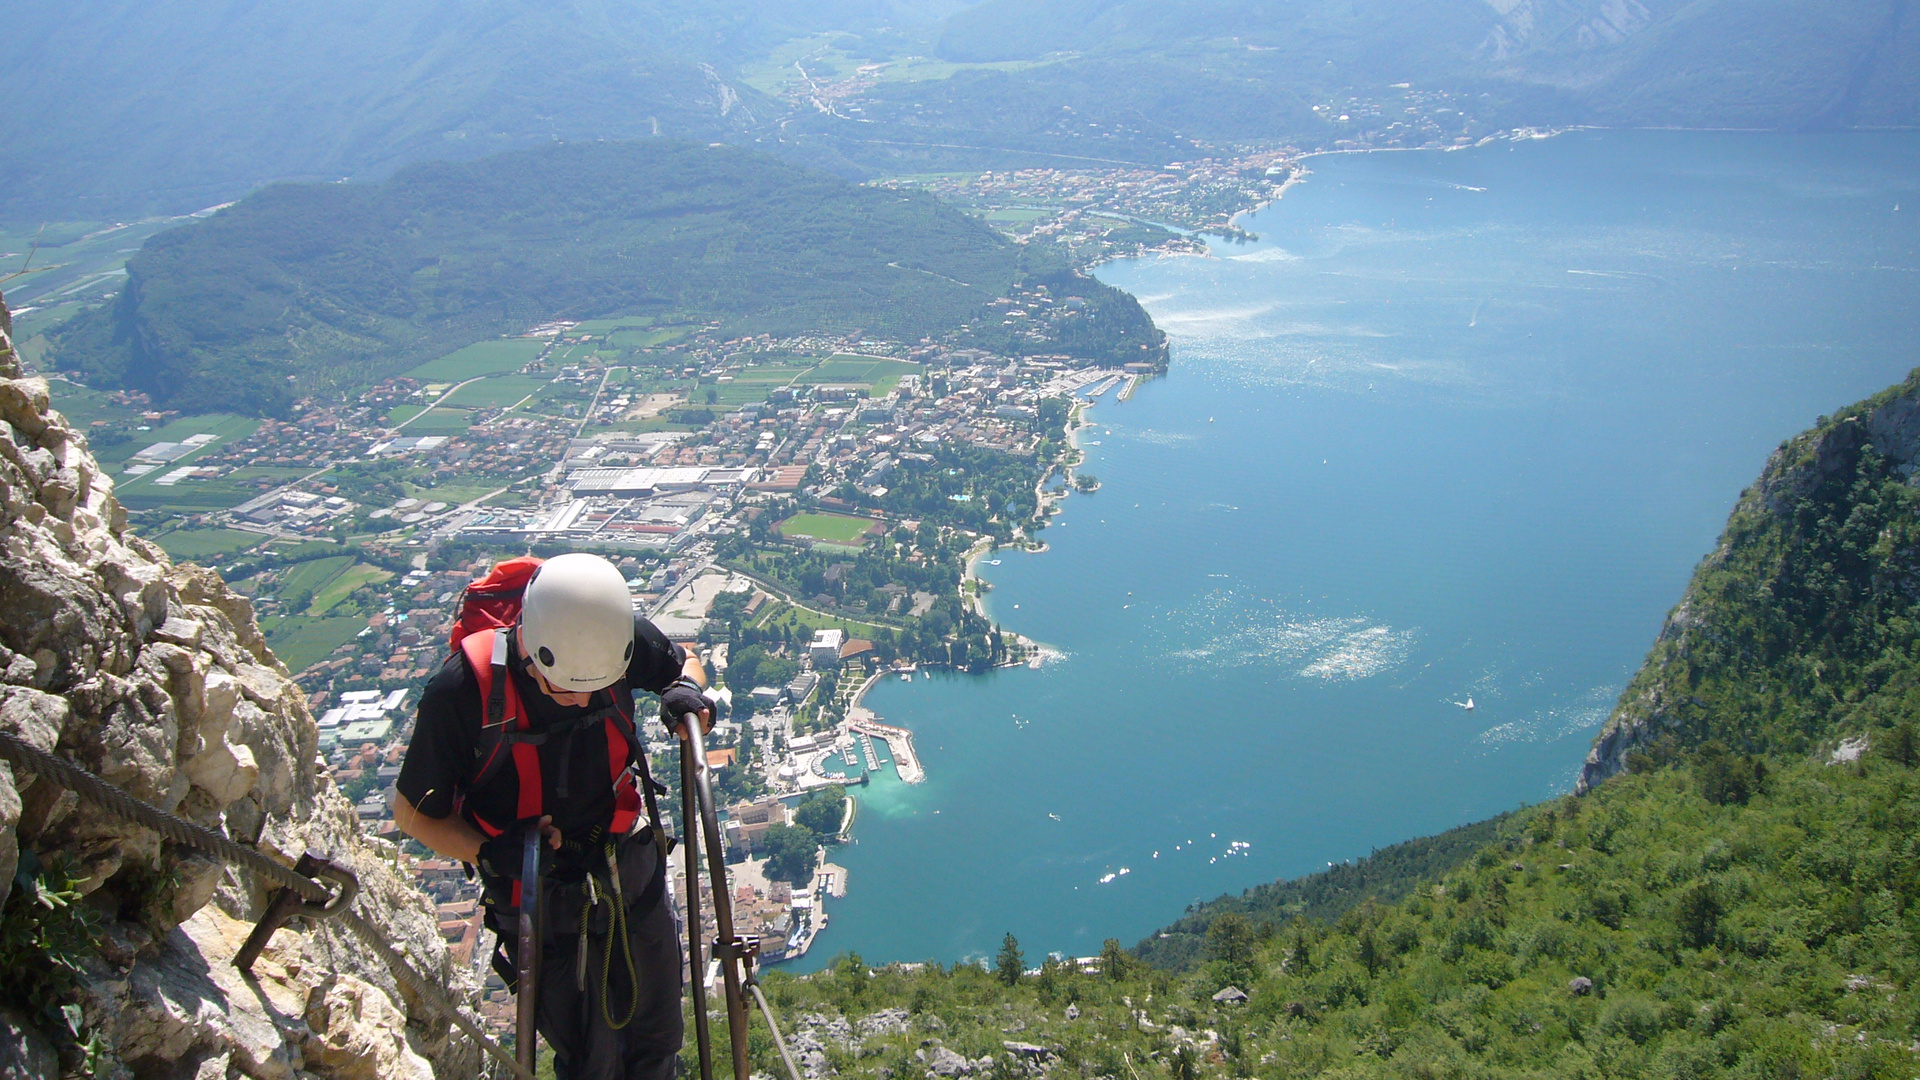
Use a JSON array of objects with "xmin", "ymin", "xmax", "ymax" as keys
[{"xmin": 1155, "ymin": 588, "xmax": 1416, "ymax": 681}]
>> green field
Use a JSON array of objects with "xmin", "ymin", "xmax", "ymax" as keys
[
  {"xmin": 404, "ymin": 339, "xmax": 546, "ymax": 381},
  {"xmin": 386, "ymin": 403, "xmax": 426, "ymax": 426},
  {"xmin": 402, "ymin": 408, "xmax": 473, "ymax": 433},
  {"xmin": 570, "ymin": 315, "xmax": 656, "ymax": 335},
  {"xmin": 262, "ymin": 615, "xmax": 364, "ymax": 672},
  {"xmin": 713, "ymin": 364, "xmax": 809, "ymax": 405},
  {"xmin": 440, "ymin": 374, "xmax": 549, "ymax": 409},
  {"xmin": 307, "ymin": 562, "xmax": 392, "ymax": 615},
  {"xmin": 279, "ymin": 554, "xmax": 354, "ymax": 603},
  {"xmin": 798, "ymin": 357, "xmax": 921, "ymax": 396},
  {"xmin": 776, "ymin": 512, "xmax": 880, "ymax": 544},
  {"xmin": 147, "ymin": 527, "xmax": 265, "ymax": 561},
  {"xmin": 747, "ymin": 598, "xmax": 887, "ymax": 637},
  {"xmin": 983, "ymin": 208, "xmax": 1056, "ymax": 224},
  {"xmin": 115, "ymin": 480, "xmax": 263, "ymax": 513},
  {"xmin": 45, "ymin": 381, "xmax": 141, "ymax": 428},
  {"xmin": 608, "ymin": 326, "xmax": 689, "ymax": 350},
  {"xmin": 401, "ymin": 479, "xmax": 503, "ymax": 504},
  {"xmin": 100, "ymin": 413, "xmax": 258, "ymax": 468}
]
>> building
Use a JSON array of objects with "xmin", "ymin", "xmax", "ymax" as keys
[{"xmin": 809, "ymin": 629, "xmax": 846, "ymax": 666}]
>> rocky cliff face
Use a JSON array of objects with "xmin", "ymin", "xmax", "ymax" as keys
[
  {"xmin": 0, "ymin": 293, "xmax": 483, "ymax": 1079},
  {"xmin": 1577, "ymin": 372, "xmax": 1920, "ymax": 793}
]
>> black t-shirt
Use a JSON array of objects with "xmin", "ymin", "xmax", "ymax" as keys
[{"xmin": 396, "ymin": 614, "xmax": 683, "ymax": 862}]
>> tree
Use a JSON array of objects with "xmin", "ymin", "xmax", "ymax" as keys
[
  {"xmin": 761, "ymin": 823, "xmax": 819, "ymax": 885},
  {"xmin": 1207, "ymin": 913, "xmax": 1259, "ymax": 985},
  {"xmin": 996, "ymin": 933, "xmax": 1024, "ymax": 986},
  {"xmin": 1695, "ymin": 741, "xmax": 1764, "ymax": 805},
  {"xmin": 1675, "ymin": 881, "xmax": 1721, "ymax": 949},
  {"xmin": 1099, "ymin": 938, "xmax": 1129, "ymax": 982},
  {"xmin": 1883, "ymin": 721, "xmax": 1919, "ymax": 768},
  {"xmin": 794, "ymin": 786, "xmax": 846, "ymax": 838},
  {"xmin": 1356, "ymin": 929, "xmax": 1381, "ymax": 978}
]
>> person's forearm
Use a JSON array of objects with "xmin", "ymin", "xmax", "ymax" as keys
[
  {"xmin": 392, "ymin": 789, "xmax": 485, "ymax": 864},
  {"xmin": 681, "ymin": 649, "xmax": 707, "ymax": 689}
]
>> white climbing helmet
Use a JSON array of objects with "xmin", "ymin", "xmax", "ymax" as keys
[{"xmin": 518, "ymin": 553, "xmax": 634, "ymax": 690}]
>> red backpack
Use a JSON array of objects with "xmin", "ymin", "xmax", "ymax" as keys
[{"xmin": 447, "ymin": 558, "xmax": 660, "ymax": 881}]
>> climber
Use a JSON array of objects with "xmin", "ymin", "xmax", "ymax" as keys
[{"xmin": 391, "ymin": 552, "xmax": 713, "ymax": 1080}]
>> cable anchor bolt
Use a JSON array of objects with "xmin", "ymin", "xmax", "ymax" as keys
[{"xmin": 235, "ymin": 849, "xmax": 359, "ymax": 975}]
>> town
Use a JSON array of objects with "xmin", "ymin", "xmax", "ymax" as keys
[
  {"xmin": 53, "ymin": 235, "xmax": 1182, "ymax": 1035},
  {"xmin": 27, "ymin": 146, "xmax": 1349, "ymax": 1035}
]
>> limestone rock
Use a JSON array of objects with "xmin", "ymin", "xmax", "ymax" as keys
[
  {"xmin": 0, "ymin": 295, "xmax": 483, "ymax": 1077},
  {"xmin": 0, "ymin": 1007, "xmax": 57, "ymax": 1080},
  {"xmin": 924, "ymin": 1045, "xmax": 972, "ymax": 1077}
]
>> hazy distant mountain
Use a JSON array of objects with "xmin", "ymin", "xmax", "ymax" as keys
[
  {"xmin": 924, "ymin": 0, "xmax": 1919, "ymax": 130},
  {"xmin": 5, "ymin": 0, "xmax": 1912, "ymax": 225},
  {"xmin": 0, "ymin": 0, "xmax": 953, "ymax": 224}
]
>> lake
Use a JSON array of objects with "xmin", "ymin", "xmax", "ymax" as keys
[{"xmin": 783, "ymin": 129, "xmax": 1920, "ymax": 970}]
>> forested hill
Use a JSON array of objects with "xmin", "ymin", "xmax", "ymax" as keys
[
  {"xmin": 1579, "ymin": 368, "xmax": 1920, "ymax": 788},
  {"xmin": 50, "ymin": 140, "xmax": 1026, "ymax": 415},
  {"xmin": 736, "ymin": 370, "xmax": 1920, "ymax": 1079}
]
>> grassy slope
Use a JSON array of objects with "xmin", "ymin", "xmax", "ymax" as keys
[{"xmin": 739, "ymin": 371, "xmax": 1920, "ymax": 1079}]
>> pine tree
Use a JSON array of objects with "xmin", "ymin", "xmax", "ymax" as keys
[
  {"xmin": 1884, "ymin": 721, "xmax": 1919, "ymax": 768},
  {"xmin": 996, "ymin": 933, "xmax": 1024, "ymax": 986}
]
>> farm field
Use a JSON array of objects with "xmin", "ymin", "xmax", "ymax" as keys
[
  {"xmin": 403, "ymin": 339, "xmax": 545, "ymax": 381},
  {"xmin": 279, "ymin": 554, "xmax": 354, "ymax": 598},
  {"xmin": 115, "ymin": 479, "xmax": 263, "ymax": 513},
  {"xmin": 147, "ymin": 527, "xmax": 265, "ymax": 562},
  {"xmin": 100, "ymin": 413, "xmax": 258, "ymax": 469},
  {"xmin": 570, "ymin": 315, "xmax": 655, "ymax": 335},
  {"xmin": 440, "ymin": 375, "xmax": 548, "ymax": 409},
  {"xmin": 607, "ymin": 326, "xmax": 690, "ymax": 350},
  {"xmin": 307, "ymin": 562, "xmax": 391, "ymax": 615},
  {"xmin": 402, "ymin": 408, "xmax": 473, "ymax": 433},
  {"xmin": 261, "ymin": 615, "xmax": 364, "ymax": 672},
  {"xmin": 777, "ymin": 512, "xmax": 879, "ymax": 544}
]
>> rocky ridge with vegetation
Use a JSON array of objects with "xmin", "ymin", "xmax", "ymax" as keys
[{"xmin": 0, "ymin": 292, "xmax": 480, "ymax": 1079}]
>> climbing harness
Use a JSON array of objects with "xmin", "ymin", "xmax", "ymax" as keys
[{"xmin": 0, "ymin": 729, "xmax": 534, "ymax": 1080}]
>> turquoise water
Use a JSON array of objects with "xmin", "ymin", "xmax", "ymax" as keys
[{"xmin": 784, "ymin": 130, "xmax": 1920, "ymax": 971}]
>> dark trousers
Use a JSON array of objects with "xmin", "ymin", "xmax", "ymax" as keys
[{"xmin": 500, "ymin": 833, "xmax": 684, "ymax": 1080}]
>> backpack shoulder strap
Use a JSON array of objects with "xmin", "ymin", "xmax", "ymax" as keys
[{"xmin": 458, "ymin": 627, "xmax": 542, "ymax": 833}]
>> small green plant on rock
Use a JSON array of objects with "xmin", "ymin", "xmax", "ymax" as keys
[{"xmin": 0, "ymin": 849, "xmax": 103, "ymax": 1037}]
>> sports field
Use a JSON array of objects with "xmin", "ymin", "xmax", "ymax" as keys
[
  {"xmin": 797, "ymin": 357, "xmax": 921, "ymax": 396},
  {"xmin": 776, "ymin": 512, "xmax": 879, "ymax": 544},
  {"xmin": 404, "ymin": 339, "xmax": 546, "ymax": 381}
]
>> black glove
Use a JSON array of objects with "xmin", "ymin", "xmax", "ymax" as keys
[
  {"xmin": 476, "ymin": 819, "xmax": 542, "ymax": 881},
  {"xmin": 659, "ymin": 677, "xmax": 709, "ymax": 734}
]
